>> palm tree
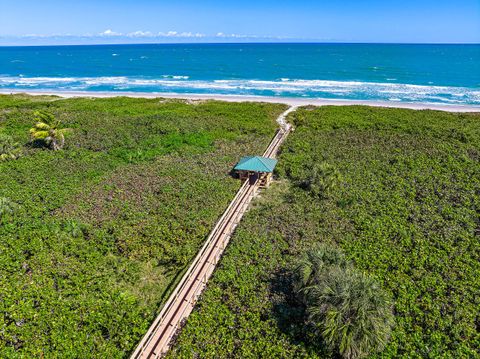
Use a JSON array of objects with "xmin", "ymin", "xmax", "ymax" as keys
[
  {"xmin": 0, "ymin": 134, "xmax": 22, "ymax": 162},
  {"xmin": 306, "ymin": 268, "xmax": 394, "ymax": 359},
  {"xmin": 305, "ymin": 161, "xmax": 342, "ymax": 198},
  {"xmin": 294, "ymin": 243, "xmax": 348, "ymax": 295},
  {"xmin": 29, "ymin": 111, "xmax": 69, "ymax": 150}
]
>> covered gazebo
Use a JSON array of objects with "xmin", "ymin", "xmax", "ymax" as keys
[{"xmin": 233, "ymin": 156, "xmax": 278, "ymax": 188}]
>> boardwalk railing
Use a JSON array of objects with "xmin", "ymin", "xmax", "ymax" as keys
[{"xmin": 130, "ymin": 108, "xmax": 293, "ymax": 359}]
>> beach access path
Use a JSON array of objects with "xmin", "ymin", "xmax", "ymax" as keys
[{"xmin": 129, "ymin": 106, "xmax": 296, "ymax": 358}]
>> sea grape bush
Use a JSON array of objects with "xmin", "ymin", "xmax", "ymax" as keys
[
  {"xmin": 0, "ymin": 94, "xmax": 284, "ymax": 357},
  {"xmin": 169, "ymin": 106, "xmax": 480, "ymax": 358}
]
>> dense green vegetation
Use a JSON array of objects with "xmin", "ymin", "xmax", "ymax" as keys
[
  {"xmin": 0, "ymin": 94, "xmax": 285, "ymax": 357},
  {"xmin": 169, "ymin": 106, "xmax": 480, "ymax": 358}
]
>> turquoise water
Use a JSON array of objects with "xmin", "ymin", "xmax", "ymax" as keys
[{"xmin": 0, "ymin": 43, "xmax": 479, "ymax": 105}]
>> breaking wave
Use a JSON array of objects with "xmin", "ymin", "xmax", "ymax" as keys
[{"xmin": 0, "ymin": 76, "xmax": 479, "ymax": 105}]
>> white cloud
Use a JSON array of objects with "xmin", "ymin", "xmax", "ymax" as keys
[
  {"xmin": 94, "ymin": 30, "xmax": 207, "ymax": 38},
  {"xmin": 127, "ymin": 31, "xmax": 154, "ymax": 38},
  {"xmin": 21, "ymin": 33, "xmax": 48, "ymax": 38},
  {"xmin": 216, "ymin": 32, "xmax": 260, "ymax": 39},
  {"xmin": 21, "ymin": 33, "xmax": 67, "ymax": 38},
  {"xmin": 100, "ymin": 29, "xmax": 122, "ymax": 37},
  {"xmin": 6, "ymin": 30, "xmax": 291, "ymax": 43},
  {"xmin": 155, "ymin": 31, "xmax": 206, "ymax": 38},
  {"xmin": 65, "ymin": 29, "xmax": 262, "ymax": 39}
]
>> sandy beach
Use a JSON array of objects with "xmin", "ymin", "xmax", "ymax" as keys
[{"xmin": 1, "ymin": 90, "xmax": 479, "ymax": 113}]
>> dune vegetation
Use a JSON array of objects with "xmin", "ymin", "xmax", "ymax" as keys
[
  {"xmin": 0, "ymin": 94, "xmax": 285, "ymax": 357},
  {"xmin": 168, "ymin": 106, "xmax": 480, "ymax": 358}
]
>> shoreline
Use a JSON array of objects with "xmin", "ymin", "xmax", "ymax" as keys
[{"xmin": 1, "ymin": 89, "xmax": 479, "ymax": 113}]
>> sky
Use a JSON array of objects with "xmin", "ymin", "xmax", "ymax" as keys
[{"xmin": 0, "ymin": 0, "xmax": 479, "ymax": 45}]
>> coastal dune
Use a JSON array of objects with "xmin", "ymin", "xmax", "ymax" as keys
[{"xmin": 1, "ymin": 90, "xmax": 479, "ymax": 113}]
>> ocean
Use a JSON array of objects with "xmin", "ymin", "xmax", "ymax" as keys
[{"xmin": 0, "ymin": 43, "xmax": 479, "ymax": 105}]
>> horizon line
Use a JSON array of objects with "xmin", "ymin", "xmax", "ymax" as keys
[{"xmin": 1, "ymin": 41, "xmax": 479, "ymax": 48}]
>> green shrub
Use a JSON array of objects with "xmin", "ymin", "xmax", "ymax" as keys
[
  {"xmin": 0, "ymin": 197, "xmax": 18, "ymax": 217},
  {"xmin": 303, "ymin": 161, "xmax": 341, "ymax": 198},
  {"xmin": 0, "ymin": 134, "xmax": 22, "ymax": 161}
]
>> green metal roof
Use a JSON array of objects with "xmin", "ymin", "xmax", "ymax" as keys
[{"xmin": 234, "ymin": 156, "xmax": 278, "ymax": 173}]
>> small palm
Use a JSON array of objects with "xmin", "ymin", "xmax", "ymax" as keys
[
  {"xmin": 296, "ymin": 245, "xmax": 394, "ymax": 359},
  {"xmin": 307, "ymin": 268, "xmax": 394, "ymax": 359},
  {"xmin": 0, "ymin": 134, "xmax": 22, "ymax": 162},
  {"xmin": 29, "ymin": 111, "xmax": 69, "ymax": 150},
  {"xmin": 295, "ymin": 243, "xmax": 348, "ymax": 293},
  {"xmin": 306, "ymin": 161, "xmax": 342, "ymax": 198}
]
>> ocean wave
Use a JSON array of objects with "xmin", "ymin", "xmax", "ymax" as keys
[
  {"xmin": 162, "ymin": 75, "xmax": 190, "ymax": 79},
  {"xmin": 0, "ymin": 75, "xmax": 478, "ymax": 105}
]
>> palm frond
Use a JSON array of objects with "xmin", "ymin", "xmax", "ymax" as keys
[
  {"xmin": 306, "ymin": 268, "xmax": 394, "ymax": 359},
  {"xmin": 31, "ymin": 130, "xmax": 50, "ymax": 139},
  {"xmin": 34, "ymin": 122, "xmax": 51, "ymax": 130},
  {"xmin": 0, "ymin": 134, "xmax": 23, "ymax": 161},
  {"xmin": 295, "ymin": 244, "xmax": 394, "ymax": 358},
  {"xmin": 34, "ymin": 110, "xmax": 55, "ymax": 124}
]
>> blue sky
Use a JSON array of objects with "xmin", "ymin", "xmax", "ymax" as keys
[{"xmin": 0, "ymin": 0, "xmax": 479, "ymax": 45}]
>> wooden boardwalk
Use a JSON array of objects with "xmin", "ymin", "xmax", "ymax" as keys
[{"xmin": 130, "ymin": 107, "xmax": 295, "ymax": 359}]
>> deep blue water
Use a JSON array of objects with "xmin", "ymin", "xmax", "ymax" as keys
[{"xmin": 0, "ymin": 43, "xmax": 479, "ymax": 105}]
